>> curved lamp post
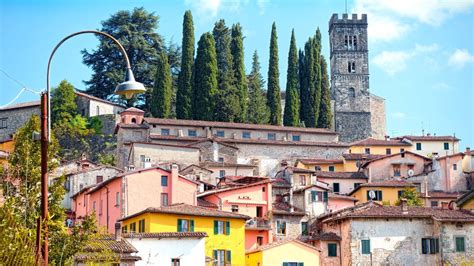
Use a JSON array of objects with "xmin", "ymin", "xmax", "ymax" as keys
[{"xmin": 39, "ymin": 30, "xmax": 145, "ymax": 265}]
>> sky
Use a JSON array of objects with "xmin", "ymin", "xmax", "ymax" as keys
[{"xmin": 0, "ymin": 0, "xmax": 473, "ymax": 148}]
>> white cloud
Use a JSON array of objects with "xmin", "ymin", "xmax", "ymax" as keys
[
  {"xmin": 372, "ymin": 43, "xmax": 439, "ymax": 75},
  {"xmin": 257, "ymin": 0, "xmax": 270, "ymax": 15},
  {"xmin": 353, "ymin": 0, "xmax": 474, "ymax": 42},
  {"xmin": 373, "ymin": 51, "xmax": 411, "ymax": 76},
  {"xmin": 184, "ymin": 0, "xmax": 257, "ymax": 18},
  {"xmin": 448, "ymin": 49, "xmax": 474, "ymax": 69}
]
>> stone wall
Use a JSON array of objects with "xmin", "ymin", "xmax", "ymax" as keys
[
  {"xmin": 370, "ymin": 94, "xmax": 386, "ymax": 140},
  {"xmin": 440, "ymin": 222, "xmax": 474, "ymax": 264},
  {"xmin": 0, "ymin": 105, "xmax": 40, "ymax": 141},
  {"xmin": 272, "ymin": 214, "xmax": 305, "ymax": 241},
  {"xmin": 116, "ymin": 128, "xmax": 148, "ymax": 169},
  {"xmin": 189, "ymin": 140, "xmax": 238, "ymax": 163},
  {"xmin": 334, "ymin": 112, "xmax": 371, "ymax": 143}
]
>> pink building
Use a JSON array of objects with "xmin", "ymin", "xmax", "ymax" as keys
[
  {"xmin": 327, "ymin": 193, "xmax": 358, "ymax": 212},
  {"xmin": 72, "ymin": 165, "xmax": 199, "ymax": 233},
  {"xmin": 197, "ymin": 176, "xmax": 272, "ymax": 251}
]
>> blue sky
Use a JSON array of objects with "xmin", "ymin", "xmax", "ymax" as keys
[{"xmin": 0, "ymin": 0, "xmax": 473, "ymax": 148}]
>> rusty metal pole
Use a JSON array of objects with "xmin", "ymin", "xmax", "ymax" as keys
[{"xmin": 40, "ymin": 92, "xmax": 49, "ymax": 265}]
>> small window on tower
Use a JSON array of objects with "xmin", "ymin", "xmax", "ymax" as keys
[
  {"xmin": 353, "ymin": 35, "xmax": 357, "ymax": 50},
  {"xmin": 348, "ymin": 61, "xmax": 356, "ymax": 73},
  {"xmin": 349, "ymin": 87, "xmax": 356, "ymax": 98},
  {"xmin": 344, "ymin": 35, "xmax": 348, "ymax": 49}
]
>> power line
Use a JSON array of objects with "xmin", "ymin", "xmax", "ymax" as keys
[{"xmin": 0, "ymin": 69, "xmax": 42, "ymax": 109}]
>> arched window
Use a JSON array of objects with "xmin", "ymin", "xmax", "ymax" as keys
[
  {"xmin": 131, "ymin": 117, "xmax": 137, "ymax": 124},
  {"xmin": 349, "ymin": 87, "xmax": 356, "ymax": 98},
  {"xmin": 96, "ymin": 106, "xmax": 100, "ymax": 116}
]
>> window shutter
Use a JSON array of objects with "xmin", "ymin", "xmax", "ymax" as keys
[
  {"xmin": 190, "ymin": 220, "xmax": 194, "ymax": 232},
  {"xmin": 226, "ymin": 250, "xmax": 231, "ymax": 263},
  {"xmin": 225, "ymin": 221, "xmax": 230, "ymax": 235},
  {"xmin": 177, "ymin": 219, "xmax": 182, "ymax": 232},
  {"xmin": 298, "ymin": 263, "xmax": 304, "ymax": 266},
  {"xmin": 213, "ymin": 250, "xmax": 218, "ymax": 259},
  {"xmin": 367, "ymin": 191, "xmax": 370, "ymax": 200},
  {"xmin": 311, "ymin": 191, "xmax": 316, "ymax": 202},
  {"xmin": 429, "ymin": 239, "xmax": 436, "ymax": 254},
  {"xmin": 283, "ymin": 263, "xmax": 289, "ymax": 266},
  {"xmin": 214, "ymin": 220, "xmax": 218, "ymax": 235},
  {"xmin": 435, "ymin": 238, "xmax": 439, "ymax": 253},
  {"xmin": 379, "ymin": 191, "xmax": 383, "ymax": 200},
  {"xmin": 421, "ymin": 239, "xmax": 428, "ymax": 254},
  {"xmin": 323, "ymin": 191, "xmax": 328, "ymax": 202}
]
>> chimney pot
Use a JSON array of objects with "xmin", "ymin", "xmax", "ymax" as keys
[{"xmin": 115, "ymin": 222, "xmax": 122, "ymax": 241}]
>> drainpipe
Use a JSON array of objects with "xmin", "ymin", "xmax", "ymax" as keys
[{"xmin": 105, "ymin": 185, "xmax": 110, "ymax": 231}]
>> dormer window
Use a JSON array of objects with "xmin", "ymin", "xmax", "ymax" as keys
[{"xmin": 131, "ymin": 118, "xmax": 136, "ymax": 123}]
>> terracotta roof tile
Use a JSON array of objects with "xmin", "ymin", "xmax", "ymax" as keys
[
  {"xmin": 122, "ymin": 107, "xmax": 145, "ymax": 113},
  {"xmin": 272, "ymin": 178, "xmax": 291, "ymax": 188},
  {"xmin": 421, "ymin": 191, "xmax": 463, "ymax": 198},
  {"xmin": 81, "ymin": 235, "xmax": 138, "ymax": 254},
  {"xmin": 395, "ymin": 135, "xmax": 460, "ymax": 141},
  {"xmin": 198, "ymin": 179, "xmax": 271, "ymax": 197},
  {"xmin": 315, "ymin": 171, "xmax": 367, "ymax": 179},
  {"xmin": 197, "ymin": 198, "xmax": 218, "ymax": 209},
  {"xmin": 307, "ymin": 232, "xmax": 342, "ymax": 241},
  {"xmin": 455, "ymin": 189, "xmax": 474, "ymax": 206},
  {"xmin": 296, "ymin": 158, "xmax": 344, "ymax": 165},
  {"xmin": 118, "ymin": 203, "xmax": 250, "ymax": 221},
  {"xmin": 123, "ymin": 232, "xmax": 208, "ymax": 239},
  {"xmin": 328, "ymin": 193, "xmax": 358, "ymax": 201},
  {"xmin": 342, "ymin": 153, "xmax": 385, "ymax": 161},
  {"xmin": 0, "ymin": 100, "xmax": 40, "ymax": 110},
  {"xmin": 272, "ymin": 202, "xmax": 305, "ymax": 216},
  {"xmin": 74, "ymin": 90, "xmax": 125, "ymax": 108},
  {"xmin": 351, "ymin": 138, "xmax": 411, "ymax": 147},
  {"xmin": 348, "ymin": 180, "xmax": 415, "ymax": 196}
]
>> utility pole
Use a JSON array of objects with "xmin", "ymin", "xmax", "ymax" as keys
[{"xmin": 40, "ymin": 92, "xmax": 49, "ymax": 264}]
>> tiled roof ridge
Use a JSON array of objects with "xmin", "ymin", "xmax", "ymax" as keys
[{"xmin": 123, "ymin": 232, "xmax": 208, "ymax": 239}]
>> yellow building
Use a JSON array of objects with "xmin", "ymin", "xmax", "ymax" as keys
[
  {"xmin": 349, "ymin": 138, "xmax": 411, "ymax": 155},
  {"xmin": 456, "ymin": 190, "xmax": 474, "ymax": 210},
  {"xmin": 348, "ymin": 180, "xmax": 416, "ymax": 206},
  {"xmin": 119, "ymin": 203, "xmax": 250, "ymax": 266},
  {"xmin": 0, "ymin": 139, "xmax": 14, "ymax": 165},
  {"xmin": 245, "ymin": 239, "xmax": 320, "ymax": 266},
  {"xmin": 295, "ymin": 159, "xmax": 344, "ymax": 172}
]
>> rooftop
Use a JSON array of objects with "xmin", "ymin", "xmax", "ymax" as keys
[
  {"xmin": 395, "ymin": 135, "xmax": 460, "ymax": 142},
  {"xmin": 272, "ymin": 201, "xmax": 305, "ymax": 216},
  {"xmin": 118, "ymin": 203, "xmax": 251, "ymax": 221},
  {"xmin": 74, "ymin": 235, "xmax": 140, "ymax": 262},
  {"xmin": 456, "ymin": 189, "xmax": 474, "ymax": 207},
  {"xmin": 351, "ymin": 138, "xmax": 411, "ymax": 147},
  {"xmin": 342, "ymin": 153, "xmax": 385, "ymax": 161},
  {"xmin": 296, "ymin": 158, "xmax": 344, "ymax": 165},
  {"xmin": 198, "ymin": 178, "xmax": 271, "ymax": 197},
  {"xmin": 348, "ymin": 180, "xmax": 415, "ymax": 196},
  {"xmin": 0, "ymin": 100, "xmax": 40, "ymax": 111},
  {"xmin": 315, "ymin": 171, "xmax": 367, "ymax": 179},
  {"xmin": 123, "ymin": 232, "xmax": 208, "ymax": 239}
]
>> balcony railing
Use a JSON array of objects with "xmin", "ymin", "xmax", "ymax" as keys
[{"xmin": 246, "ymin": 218, "xmax": 271, "ymax": 230}]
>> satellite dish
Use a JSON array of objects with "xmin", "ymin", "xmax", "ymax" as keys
[
  {"xmin": 408, "ymin": 169, "xmax": 414, "ymax": 177},
  {"xmin": 368, "ymin": 190, "xmax": 376, "ymax": 200}
]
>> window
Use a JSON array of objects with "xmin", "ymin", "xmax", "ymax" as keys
[
  {"xmin": 96, "ymin": 176, "xmax": 103, "ymax": 183},
  {"xmin": 188, "ymin": 130, "xmax": 197, "ymax": 137},
  {"xmin": 96, "ymin": 106, "xmax": 100, "ymax": 116},
  {"xmin": 219, "ymin": 170, "xmax": 226, "ymax": 178},
  {"xmin": 300, "ymin": 175, "xmax": 306, "ymax": 186},
  {"xmin": 161, "ymin": 175, "xmax": 168, "ymax": 186},
  {"xmin": 122, "ymin": 225, "xmax": 127, "ymax": 233},
  {"xmin": 262, "ymin": 187, "xmax": 266, "ymax": 192},
  {"xmin": 398, "ymin": 190, "xmax": 404, "ymax": 199},
  {"xmin": 361, "ymin": 240, "xmax": 370, "ymax": 254},
  {"xmin": 129, "ymin": 222, "xmax": 136, "ymax": 233},
  {"xmin": 348, "ymin": 61, "xmax": 356, "ymax": 73},
  {"xmin": 231, "ymin": 205, "xmax": 239, "ymax": 212},
  {"xmin": 310, "ymin": 191, "xmax": 328, "ymax": 202},
  {"xmin": 292, "ymin": 135, "xmax": 301, "ymax": 141},
  {"xmin": 93, "ymin": 201, "xmax": 96, "ymax": 211},
  {"xmin": 328, "ymin": 243, "xmax": 337, "ymax": 257},
  {"xmin": 328, "ymin": 166, "xmax": 335, "ymax": 172},
  {"xmin": 393, "ymin": 165, "xmax": 401, "ymax": 177},
  {"xmin": 367, "ymin": 190, "xmax": 383, "ymax": 201},
  {"xmin": 138, "ymin": 219, "xmax": 145, "ymax": 233},
  {"xmin": 256, "ymin": 206, "xmax": 263, "ymax": 217},
  {"xmin": 131, "ymin": 117, "xmax": 136, "ymax": 123},
  {"xmin": 421, "ymin": 238, "xmax": 439, "ymax": 254},
  {"xmin": 161, "ymin": 128, "xmax": 170, "ymax": 135},
  {"xmin": 242, "ymin": 132, "xmax": 251, "ymax": 139},
  {"xmin": 216, "ymin": 130, "xmax": 225, "ymax": 137},
  {"xmin": 214, "ymin": 220, "xmax": 229, "ymax": 235},
  {"xmin": 453, "ymin": 164, "xmax": 457, "ymax": 171},
  {"xmin": 364, "ymin": 148, "xmax": 370, "ymax": 154},
  {"xmin": 333, "ymin": 183, "xmax": 340, "ymax": 193},
  {"xmin": 0, "ymin": 118, "xmax": 7, "ymax": 128},
  {"xmin": 315, "ymin": 166, "xmax": 321, "ymax": 171},
  {"xmin": 301, "ymin": 222, "xmax": 308, "ymax": 236},
  {"xmin": 349, "ymin": 87, "xmax": 356, "ymax": 98},
  {"xmin": 416, "ymin": 143, "xmax": 422, "ymax": 150},
  {"xmin": 115, "ymin": 192, "xmax": 120, "ymax": 206},
  {"xmin": 354, "ymin": 183, "xmax": 361, "ymax": 189},
  {"xmin": 431, "ymin": 201, "xmax": 439, "ymax": 208},
  {"xmin": 282, "ymin": 263, "xmax": 304, "ymax": 266},
  {"xmin": 276, "ymin": 220, "xmax": 286, "ymax": 235},
  {"xmin": 178, "ymin": 219, "xmax": 194, "ymax": 232},
  {"xmin": 171, "ymin": 258, "xmax": 180, "ymax": 266},
  {"xmin": 161, "ymin": 193, "xmax": 169, "ymax": 206},
  {"xmin": 257, "ymin": 236, "xmax": 263, "ymax": 246},
  {"xmin": 213, "ymin": 250, "xmax": 231, "ymax": 266},
  {"xmin": 444, "ymin": 142, "xmax": 449, "ymax": 150},
  {"xmin": 218, "ymin": 157, "xmax": 224, "ymax": 163},
  {"xmin": 386, "ymin": 148, "xmax": 392, "ymax": 155},
  {"xmin": 267, "ymin": 133, "xmax": 276, "ymax": 140},
  {"xmin": 455, "ymin": 236, "xmax": 465, "ymax": 252}
]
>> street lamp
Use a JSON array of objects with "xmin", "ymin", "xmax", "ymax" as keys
[{"xmin": 39, "ymin": 30, "xmax": 145, "ymax": 265}]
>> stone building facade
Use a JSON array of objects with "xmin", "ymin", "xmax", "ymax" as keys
[
  {"xmin": 329, "ymin": 13, "xmax": 386, "ymax": 142},
  {"xmin": 0, "ymin": 101, "xmax": 40, "ymax": 141}
]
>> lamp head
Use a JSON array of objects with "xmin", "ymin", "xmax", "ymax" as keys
[{"xmin": 114, "ymin": 68, "xmax": 146, "ymax": 99}]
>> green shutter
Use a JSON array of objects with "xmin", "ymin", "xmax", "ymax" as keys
[
  {"xmin": 361, "ymin": 240, "xmax": 370, "ymax": 254},
  {"xmin": 456, "ymin": 237, "xmax": 465, "ymax": 252},
  {"xmin": 311, "ymin": 191, "xmax": 316, "ymax": 202},
  {"xmin": 379, "ymin": 191, "xmax": 383, "ymax": 200},
  {"xmin": 435, "ymin": 238, "xmax": 440, "ymax": 253},
  {"xmin": 177, "ymin": 219, "xmax": 182, "ymax": 232},
  {"xmin": 283, "ymin": 263, "xmax": 289, "ymax": 266},
  {"xmin": 226, "ymin": 250, "xmax": 231, "ymax": 263},
  {"xmin": 214, "ymin": 220, "xmax": 218, "ymax": 235},
  {"xmin": 367, "ymin": 191, "xmax": 371, "ymax": 200},
  {"xmin": 225, "ymin": 221, "xmax": 230, "ymax": 235},
  {"xmin": 298, "ymin": 263, "xmax": 304, "ymax": 266},
  {"xmin": 328, "ymin": 243, "xmax": 337, "ymax": 257},
  {"xmin": 323, "ymin": 191, "xmax": 328, "ymax": 202},
  {"xmin": 213, "ymin": 250, "xmax": 218, "ymax": 259},
  {"xmin": 190, "ymin": 220, "xmax": 194, "ymax": 232}
]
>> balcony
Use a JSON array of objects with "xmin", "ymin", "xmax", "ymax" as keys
[{"xmin": 245, "ymin": 218, "xmax": 271, "ymax": 230}]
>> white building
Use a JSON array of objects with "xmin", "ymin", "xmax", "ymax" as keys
[{"xmin": 124, "ymin": 232, "xmax": 207, "ymax": 266}]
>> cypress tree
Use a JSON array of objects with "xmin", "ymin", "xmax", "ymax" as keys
[
  {"xmin": 312, "ymin": 28, "xmax": 322, "ymax": 127},
  {"xmin": 283, "ymin": 30, "xmax": 300, "ymax": 127},
  {"xmin": 247, "ymin": 51, "xmax": 270, "ymax": 124},
  {"xmin": 176, "ymin": 10, "xmax": 195, "ymax": 119},
  {"xmin": 301, "ymin": 37, "xmax": 316, "ymax": 127},
  {"xmin": 192, "ymin": 33, "xmax": 218, "ymax": 121},
  {"xmin": 298, "ymin": 49, "xmax": 306, "ymax": 125},
  {"xmin": 267, "ymin": 22, "xmax": 282, "ymax": 125},
  {"xmin": 231, "ymin": 23, "xmax": 248, "ymax": 122},
  {"xmin": 151, "ymin": 51, "xmax": 172, "ymax": 118},
  {"xmin": 318, "ymin": 56, "xmax": 333, "ymax": 128},
  {"xmin": 213, "ymin": 19, "xmax": 240, "ymax": 122}
]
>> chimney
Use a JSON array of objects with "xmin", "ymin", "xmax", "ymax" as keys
[
  {"xmin": 466, "ymin": 147, "xmax": 471, "ymax": 154},
  {"xmin": 427, "ymin": 133, "xmax": 431, "ymax": 137},
  {"xmin": 400, "ymin": 199, "xmax": 408, "ymax": 214},
  {"xmin": 115, "ymin": 222, "xmax": 122, "ymax": 241},
  {"xmin": 171, "ymin": 164, "xmax": 179, "ymax": 204},
  {"xmin": 385, "ymin": 135, "xmax": 390, "ymax": 141}
]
